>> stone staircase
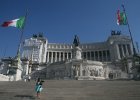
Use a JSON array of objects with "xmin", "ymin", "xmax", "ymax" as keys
[{"xmin": 0, "ymin": 80, "xmax": 140, "ymax": 100}]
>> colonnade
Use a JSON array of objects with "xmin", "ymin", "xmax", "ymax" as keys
[
  {"xmin": 47, "ymin": 50, "xmax": 111, "ymax": 63},
  {"xmin": 47, "ymin": 51, "xmax": 72, "ymax": 63},
  {"xmin": 46, "ymin": 44, "xmax": 132, "ymax": 63},
  {"xmin": 82, "ymin": 50, "xmax": 110, "ymax": 62},
  {"xmin": 117, "ymin": 44, "xmax": 132, "ymax": 59}
]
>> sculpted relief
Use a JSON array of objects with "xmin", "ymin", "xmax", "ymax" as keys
[{"xmin": 83, "ymin": 66, "xmax": 104, "ymax": 77}]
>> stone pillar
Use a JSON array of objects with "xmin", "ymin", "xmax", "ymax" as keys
[
  {"xmin": 116, "ymin": 44, "xmax": 121, "ymax": 59},
  {"xmin": 59, "ymin": 52, "xmax": 61, "ymax": 61},
  {"xmin": 121, "ymin": 45, "xmax": 125, "ymax": 57},
  {"xmin": 71, "ymin": 52, "xmax": 72, "ymax": 59},
  {"xmin": 63, "ymin": 52, "xmax": 65, "ymax": 61},
  {"xmin": 55, "ymin": 52, "xmax": 57, "ymax": 62},
  {"xmin": 130, "ymin": 43, "xmax": 133, "ymax": 55},
  {"xmin": 97, "ymin": 51, "xmax": 99, "ymax": 61},
  {"xmin": 126, "ymin": 44, "xmax": 131, "ymax": 55},
  {"xmin": 125, "ymin": 45, "xmax": 129, "ymax": 56},
  {"xmin": 89, "ymin": 52, "xmax": 91, "ymax": 60},
  {"xmin": 105, "ymin": 50, "xmax": 108, "ymax": 61},
  {"xmin": 28, "ymin": 66, "xmax": 32, "ymax": 74},
  {"xmin": 14, "ymin": 59, "xmax": 23, "ymax": 81},
  {"xmin": 94, "ymin": 51, "xmax": 95, "ymax": 61},
  {"xmin": 101, "ymin": 51, "xmax": 104, "ymax": 61},
  {"xmin": 67, "ymin": 52, "xmax": 68, "ymax": 60},
  {"xmin": 76, "ymin": 66, "xmax": 79, "ymax": 76},
  {"xmin": 80, "ymin": 64, "xmax": 82, "ymax": 76},
  {"xmin": 47, "ymin": 52, "xmax": 49, "ymax": 63},
  {"xmin": 51, "ymin": 52, "xmax": 53, "ymax": 63},
  {"xmin": 26, "ymin": 62, "xmax": 29, "ymax": 75}
]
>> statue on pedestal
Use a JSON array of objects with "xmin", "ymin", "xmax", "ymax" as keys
[
  {"xmin": 73, "ymin": 35, "xmax": 80, "ymax": 47},
  {"xmin": 72, "ymin": 35, "xmax": 82, "ymax": 59}
]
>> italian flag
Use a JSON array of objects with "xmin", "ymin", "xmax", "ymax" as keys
[
  {"xmin": 2, "ymin": 17, "xmax": 25, "ymax": 28},
  {"xmin": 117, "ymin": 10, "xmax": 127, "ymax": 25}
]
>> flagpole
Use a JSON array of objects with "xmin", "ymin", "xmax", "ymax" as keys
[
  {"xmin": 121, "ymin": 5, "xmax": 136, "ymax": 56},
  {"xmin": 16, "ymin": 9, "xmax": 28, "ymax": 58}
]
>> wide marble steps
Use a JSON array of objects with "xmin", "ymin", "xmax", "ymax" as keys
[{"xmin": 0, "ymin": 80, "xmax": 140, "ymax": 100}]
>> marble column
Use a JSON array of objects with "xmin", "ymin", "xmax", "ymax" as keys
[
  {"xmin": 76, "ymin": 66, "xmax": 79, "ymax": 76},
  {"xmin": 71, "ymin": 52, "xmax": 72, "ymax": 59},
  {"xmin": 80, "ymin": 64, "xmax": 83, "ymax": 76},
  {"xmin": 116, "ymin": 44, "xmax": 121, "ymax": 59},
  {"xmin": 59, "ymin": 52, "xmax": 61, "ymax": 61},
  {"xmin": 67, "ymin": 52, "xmax": 68, "ymax": 60},
  {"xmin": 51, "ymin": 52, "xmax": 53, "ymax": 63},
  {"xmin": 63, "ymin": 52, "xmax": 65, "ymax": 61},
  {"xmin": 121, "ymin": 45, "xmax": 125, "ymax": 57},
  {"xmin": 97, "ymin": 51, "xmax": 99, "ymax": 61},
  {"xmin": 130, "ymin": 43, "xmax": 133, "ymax": 55},
  {"xmin": 90, "ymin": 51, "xmax": 91, "ymax": 60},
  {"xmin": 28, "ymin": 66, "xmax": 32, "ymax": 74},
  {"xmin": 47, "ymin": 52, "xmax": 49, "ymax": 63},
  {"xmin": 55, "ymin": 52, "xmax": 57, "ymax": 62},
  {"xmin": 105, "ymin": 50, "xmax": 108, "ymax": 61},
  {"xmin": 93, "ymin": 51, "xmax": 95, "ymax": 61},
  {"xmin": 101, "ymin": 51, "xmax": 103, "ymax": 61},
  {"xmin": 25, "ymin": 61, "xmax": 29, "ymax": 75},
  {"xmin": 125, "ymin": 45, "xmax": 129, "ymax": 56}
]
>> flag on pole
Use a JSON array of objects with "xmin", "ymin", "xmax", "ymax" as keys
[
  {"xmin": 117, "ymin": 10, "xmax": 127, "ymax": 25},
  {"xmin": 2, "ymin": 17, "xmax": 25, "ymax": 29}
]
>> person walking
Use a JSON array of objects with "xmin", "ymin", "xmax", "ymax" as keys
[{"xmin": 35, "ymin": 78, "xmax": 43, "ymax": 98}]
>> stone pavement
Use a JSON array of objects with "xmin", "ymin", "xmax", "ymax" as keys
[{"xmin": 0, "ymin": 80, "xmax": 140, "ymax": 100}]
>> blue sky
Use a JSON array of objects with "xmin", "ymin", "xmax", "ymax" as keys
[{"xmin": 0, "ymin": 0, "xmax": 140, "ymax": 57}]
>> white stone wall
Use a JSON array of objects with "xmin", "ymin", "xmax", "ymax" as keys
[
  {"xmin": 22, "ymin": 37, "xmax": 48, "ymax": 63},
  {"xmin": 22, "ymin": 34, "xmax": 133, "ymax": 64}
]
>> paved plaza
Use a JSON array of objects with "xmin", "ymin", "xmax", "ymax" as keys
[{"xmin": 0, "ymin": 80, "xmax": 140, "ymax": 100}]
